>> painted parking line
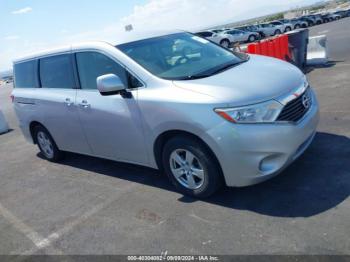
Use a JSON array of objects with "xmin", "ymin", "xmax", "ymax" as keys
[
  {"xmin": 0, "ymin": 202, "xmax": 64, "ymax": 255},
  {"xmin": 12, "ymin": 182, "xmax": 140, "ymax": 255}
]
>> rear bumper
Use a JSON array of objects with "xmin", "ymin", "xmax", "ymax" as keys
[{"xmin": 206, "ymin": 89, "xmax": 319, "ymax": 187}]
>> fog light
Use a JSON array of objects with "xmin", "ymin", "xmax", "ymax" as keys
[{"xmin": 259, "ymin": 153, "xmax": 287, "ymax": 175}]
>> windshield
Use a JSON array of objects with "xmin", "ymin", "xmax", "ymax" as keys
[{"xmin": 117, "ymin": 32, "xmax": 246, "ymax": 80}]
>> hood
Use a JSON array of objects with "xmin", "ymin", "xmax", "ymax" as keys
[{"xmin": 173, "ymin": 55, "xmax": 305, "ymax": 107}]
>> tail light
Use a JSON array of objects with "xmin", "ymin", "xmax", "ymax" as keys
[{"xmin": 10, "ymin": 95, "xmax": 14, "ymax": 103}]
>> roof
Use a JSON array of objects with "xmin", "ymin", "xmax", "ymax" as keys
[
  {"xmin": 13, "ymin": 44, "xmax": 72, "ymax": 64},
  {"xmin": 13, "ymin": 29, "xmax": 183, "ymax": 64}
]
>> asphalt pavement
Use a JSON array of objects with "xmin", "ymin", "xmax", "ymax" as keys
[{"xmin": 0, "ymin": 17, "xmax": 349, "ymax": 255}]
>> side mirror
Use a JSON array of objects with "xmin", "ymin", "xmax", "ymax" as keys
[{"xmin": 96, "ymin": 74, "xmax": 126, "ymax": 96}]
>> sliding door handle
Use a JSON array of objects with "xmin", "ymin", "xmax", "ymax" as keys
[{"xmin": 79, "ymin": 100, "xmax": 90, "ymax": 108}]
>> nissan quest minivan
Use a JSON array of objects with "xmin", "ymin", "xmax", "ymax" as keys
[{"xmin": 12, "ymin": 31, "xmax": 319, "ymax": 197}]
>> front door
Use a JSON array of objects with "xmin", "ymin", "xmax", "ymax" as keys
[{"xmin": 74, "ymin": 51, "xmax": 148, "ymax": 165}]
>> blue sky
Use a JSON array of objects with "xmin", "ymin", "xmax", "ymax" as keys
[
  {"xmin": 0, "ymin": 0, "xmax": 320, "ymax": 71},
  {"xmin": 0, "ymin": 0, "xmax": 147, "ymax": 70}
]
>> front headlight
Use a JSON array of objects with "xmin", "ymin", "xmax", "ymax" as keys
[
  {"xmin": 214, "ymin": 100, "xmax": 283, "ymax": 124},
  {"xmin": 302, "ymin": 75, "xmax": 309, "ymax": 88}
]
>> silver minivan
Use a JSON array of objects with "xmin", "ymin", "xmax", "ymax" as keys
[{"xmin": 12, "ymin": 31, "xmax": 319, "ymax": 197}]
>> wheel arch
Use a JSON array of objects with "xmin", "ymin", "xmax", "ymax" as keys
[
  {"xmin": 29, "ymin": 121, "xmax": 45, "ymax": 144},
  {"xmin": 248, "ymin": 34, "xmax": 256, "ymax": 39},
  {"xmin": 220, "ymin": 38, "xmax": 230, "ymax": 44},
  {"xmin": 153, "ymin": 130, "xmax": 224, "ymax": 178}
]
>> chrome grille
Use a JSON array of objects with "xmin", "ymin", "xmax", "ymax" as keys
[{"xmin": 277, "ymin": 89, "xmax": 312, "ymax": 122}]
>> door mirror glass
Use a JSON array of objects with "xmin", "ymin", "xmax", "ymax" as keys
[{"xmin": 96, "ymin": 74, "xmax": 125, "ymax": 96}]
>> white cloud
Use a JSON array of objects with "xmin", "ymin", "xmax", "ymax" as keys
[
  {"xmin": 12, "ymin": 7, "xmax": 32, "ymax": 15},
  {"xmin": 4, "ymin": 35, "xmax": 20, "ymax": 40}
]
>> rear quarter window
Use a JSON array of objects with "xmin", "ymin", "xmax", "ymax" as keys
[{"xmin": 14, "ymin": 60, "xmax": 38, "ymax": 88}]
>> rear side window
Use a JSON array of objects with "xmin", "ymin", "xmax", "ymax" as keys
[
  {"xmin": 14, "ymin": 60, "xmax": 38, "ymax": 88},
  {"xmin": 227, "ymin": 30, "xmax": 238, "ymax": 35},
  {"xmin": 39, "ymin": 54, "xmax": 75, "ymax": 89},
  {"xmin": 197, "ymin": 32, "xmax": 212, "ymax": 37},
  {"xmin": 76, "ymin": 52, "xmax": 128, "ymax": 90},
  {"xmin": 195, "ymin": 32, "xmax": 205, "ymax": 37}
]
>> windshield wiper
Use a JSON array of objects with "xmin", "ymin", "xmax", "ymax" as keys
[
  {"xmin": 187, "ymin": 61, "xmax": 246, "ymax": 79},
  {"xmin": 173, "ymin": 58, "xmax": 249, "ymax": 81},
  {"xmin": 208, "ymin": 61, "xmax": 243, "ymax": 75},
  {"xmin": 175, "ymin": 74, "xmax": 212, "ymax": 80}
]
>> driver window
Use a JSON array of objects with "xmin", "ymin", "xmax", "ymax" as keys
[{"xmin": 76, "ymin": 52, "xmax": 128, "ymax": 90}]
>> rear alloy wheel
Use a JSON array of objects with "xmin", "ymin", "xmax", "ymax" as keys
[
  {"xmin": 294, "ymin": 24, "xmax": 301, "ymax": 29},
  {"xmin": 248, "ymin": 35, "xmax": 256, "ymax": 42},
  {"xmin": 34, "ymin": 125, "xmax": 63, "ymax": 162},
  {"xmin": 162, "ymin": 136, "xmax": 223, "ymax": 198},
  {"xmin": 285, "ymin": 27, "xmax": 292, "ymax": 32},
  {"xmin": 220, "ymin": 39, "xmax": 230, "ymax": 48}
]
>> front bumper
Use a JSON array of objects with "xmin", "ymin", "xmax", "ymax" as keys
[{"xmin": 206, "ymin": 89, "xmax": 319, "ymax": 187}]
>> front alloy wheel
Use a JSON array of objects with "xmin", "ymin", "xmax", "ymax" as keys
[
  {"xmin": 162, "ymin": 136, "xmax": 223, "ymax": 198},
  {"xmin": 170, "ymin": 149, "xmax": 205, "ymax": 190}
]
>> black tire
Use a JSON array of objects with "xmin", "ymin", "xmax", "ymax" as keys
[
  {"xmin": 274, "ymin": 29, "xmax": 281, "ymax": 35},
  {"xmin": 285, "ymin": 26, "xmax": 292, "ymax": 32},
  {"xmin": 162, "ymin": 136, "xmax": 223, "ymax": 198},
  {"xmin": 34, "ymin": 125, "xmax": 64, "ymax": 162},
  {"xmin": 248, "ymin": 35, "xmax": 256, "ymax": 43},
  {"xmin": 294, "ymin": 24, "xmax": 300, "ymax": 29},
  {"xmin": 219, "ymin": 39, "xmax": 230, "ymax": 48}
]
